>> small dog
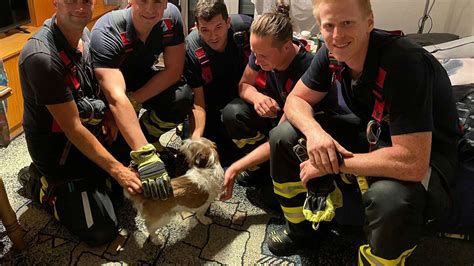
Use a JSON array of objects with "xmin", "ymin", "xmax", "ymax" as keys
[{"xmin": 125, "ymin": 137, "xmax": 224, "ymax": 246}]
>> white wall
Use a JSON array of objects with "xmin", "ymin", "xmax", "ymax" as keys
[{"xmin": 372, "ymin": 0, "xmax": 473, "ymax": 37}]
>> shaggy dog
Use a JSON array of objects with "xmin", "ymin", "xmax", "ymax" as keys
[{"xmin": 125, "ymin": 137, "xmax": 224, "ymax": 246}]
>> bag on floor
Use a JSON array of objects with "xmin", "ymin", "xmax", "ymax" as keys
[{"xmin": 436, "ymin": 85, "xmax": 474, "ymax": 240}]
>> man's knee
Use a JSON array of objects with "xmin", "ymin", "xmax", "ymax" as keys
[
  {"xmin": 55, "ymin": 188, "xmax": 119, "ymax": 246},
  {"xmin": 363, "ymin": 179, "xmax": 425, "ymax": 259},
  {"xmin": 269, "ymin": 121, "xmax": 300, "ymax": 153},
  {"xmin": 364, "ymin": 179, "xmax": 425, "ymax": 224},
  {"xmin": 222, "ymin": 98, "xmax": 247, "ymax": 126},
  {"xmin": 172, "ymin": 83, "xmax": 193, "ymax": 120},
  {"xmin": 80, "ymin": 223, "xmax": 118, "ymax": 246}
]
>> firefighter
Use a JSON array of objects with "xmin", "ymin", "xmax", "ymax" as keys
[
  {"xmin": 91, "ymin": 0, "xmax": 193, "ymax": 200},
  {"xmin": 184, "ymin": 0, "xmax": 252, "ymax": 166},
  {"xmin": 221, "ymin": 1, "xmax": 314, "ymax": 195},
  {"xmin": 18, "ymin": 0, "xmax": 141, "ymax": 245},
  {"xmin": 267, "ymin": 0, "xmax": 459, "ymax": 263}
]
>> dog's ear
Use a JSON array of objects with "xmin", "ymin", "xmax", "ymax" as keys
[
  {"xmin": 194, "ymin": 150, "xmax": 215, "ymax": 168},
  {"xmin": 194, "ymin": 152, "xmax": 210, "ymax": 168}
]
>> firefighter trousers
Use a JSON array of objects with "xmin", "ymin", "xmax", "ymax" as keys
[
  {"xmin": 269, "ymin": 113, "xmax": 452, "ymax": 262},
  {"xmin": 139, "ymin": 81, "xmax": 193, "ymax": 145},
  {"xmin": 222, "ymin": 98, "xmax": 278, "ymax": 154}
]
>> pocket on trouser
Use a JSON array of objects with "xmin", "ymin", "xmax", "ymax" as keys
[
  {"xmin": 424, "ymin": 168, "xmax": 450, "ymax": 222},
  {"xmin": 54, "ymin": 188, "xmax": 118, "ymax": 246}
]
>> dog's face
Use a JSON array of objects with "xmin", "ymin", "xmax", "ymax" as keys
[{"xmin": 180, "ymin": 138, "xmax": 220, "ymax": 168}]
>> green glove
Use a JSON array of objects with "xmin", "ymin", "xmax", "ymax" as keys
[{"xmin": 130, "ymin": 144, "xmax": 172, "ymax": 200}]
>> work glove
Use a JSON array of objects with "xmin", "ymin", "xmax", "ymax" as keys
[
  {"xmin": 293, "ymin": 138, "xmax": 343, "ymax": 230},
  {"xmin": 130, "ymin": 144, "xmax": 172, "ymax": 200},
  {"xmin": 302, "ymin": 175, "xmax": 343, "ymax": 230}
]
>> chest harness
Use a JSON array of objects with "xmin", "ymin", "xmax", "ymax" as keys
[
  {"xmin": 47, "ymin": 18, "xmax": 105, "ymax": 135},
  {"xmin": 255, "ymin": 39, "xmax": 311, "ymax": 103},
  {"xmin": 329, "ymin": 30, "xmax": 404, "ymax": 152},
  {"xmin": 194, "ymin": 30, "xmax": 251, "ymax": 85},
  {"xmin": 118, "ymin": 10, "xmax": 175, "ymax": 60},
  {"xmin": 328, "ymin": 30, "xmax": 404, "ymax": 192}
]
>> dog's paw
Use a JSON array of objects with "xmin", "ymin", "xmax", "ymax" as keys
[
  {"xmin": 197, "ymin": 215, "xmax": 213, "ymax": 225},
  {"xmin": 149, "ymin": 234, "xmax": 164, "ymax": 246}
]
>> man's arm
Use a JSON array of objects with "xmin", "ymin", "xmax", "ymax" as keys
[
  {"xmin": 131, "ymin": 43, "xmax": 185, "ymax": 103},
  {"xmin": 221, "ymin": 142, "xmax": 270, "ymax": 200},
  {"xmin": 286, "ymin": 79, "xmax": 351, "ymax": 175},
  {"xmin": 47, "ymin": 101, "xmax": 142, "ymax": 194},
  {"xmin": 190, "ymin": 86, "xmax": 206, "ymax": 138},
  {"xmin": 300, "ymin": 131, "xmax": 431, "ymax": 186},
  {"xmin": 94, "ymin": 67, "xmax": 148, "ymax": 150},
  {"xmin": 341, "ymin": 132, "xmax": 431, "ymax": 181},
  {"xmin": 239, "ymin": 65, "xmax": 280, "ymax": 118}
]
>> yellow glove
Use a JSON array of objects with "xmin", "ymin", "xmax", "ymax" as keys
[{"xmin": 130, "ymin": 144, "xmax": 172, "ymax": 200}]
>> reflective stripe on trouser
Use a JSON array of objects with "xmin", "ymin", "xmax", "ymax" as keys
[
  {"xmin": 222, "ymin": 98, "xmax": 276, "ymax": 154},
  {"xmin": 359, "ymin": 244, "xmax": 416, "ymax": 266},
  {"xmin": 140, "ymin": 109, "xmax": 179, "ymax": 147},
  {"xmin": 273, "ymin": 180, "xmax": 307, "ymax": 224},
  {"xmin": 270, "ymin": 121, "xmax": 309, "ymax": 227},
  {"xmin": 39, "ymin": 176, "xmax": 60, "ymax": 220},
  {"xmin": 232, "ymin": 131, "xmax": 266, "ymax": 149}
]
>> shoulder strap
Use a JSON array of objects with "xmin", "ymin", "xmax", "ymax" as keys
[
  {"xmin": 328, "ymin": 53, "xmax": 344, "ymax": 86},
  {"xmin": 194, "ymin": 47, "xmax": 213, "ymax": 85},
  {"xmin": 110, "ymin": 10, "xmax": 134, "ymax": 54},
  {"xmin": 162, "ymin": 18, "xmax": 174, "ymax": 39},
  {"xmin": 119, "ymin": 32, "xmax": 134, "ymax": 54},
  {"xmin": 255, "ymin": 70, "xmax": 267, "ymax": 90}
]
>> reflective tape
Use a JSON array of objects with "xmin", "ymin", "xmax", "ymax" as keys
[
  {"xmin": 358, "ymin": 244, "xmax": 416, "ymax": 266},
  {"xmin": 281, "ymin": 205, "xmax": 306, "ymax": 224},
  {"xmin": 272, "ymin": 180, "xmax": 307, "ymax": 199},
  {"xmin": 232, "ymin": 131, "xmax": 266, "ymax": 148}
]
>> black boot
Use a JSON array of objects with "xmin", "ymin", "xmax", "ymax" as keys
[
  {"xmin": 17, "ymin": 163, "xmax": 41, "ymax": 201},
  {"xmin": 267, "ymin": 221, "xmax": 323, "ymax": 256}
]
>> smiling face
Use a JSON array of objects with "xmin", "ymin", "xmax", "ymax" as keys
[
  {"xmin": 54, "ymin": 0, "xmax": 94, "ymax": 31},
  {"xmin": 130, "ymin": 0, "xmax": 168, "ymax": 31},
  {"xmin": 317, "ymin": 0, "xmax": 374, "ymax": 66},
  {"xmin": 197, "ymin": 14, "xmax": 231, "ymax": 53}
]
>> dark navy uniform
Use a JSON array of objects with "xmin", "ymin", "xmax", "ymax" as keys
[
  {"xmin": 222, "ymin": 40, "xmax": 314, "ymax": 154},
  {"xmin": 19, "ymin": 17, "xmax": 123, "ymax": 246},
  {"xmin": 184, "ymin": 14, "xmax": 252, "ymax": 165},
  {"xmin": 269, "ymin": 29, "xmax": 460, "ymax": 261},
  {"xmin": 91, "ymin": 3, "xmax": 193, "ymax": 145}
]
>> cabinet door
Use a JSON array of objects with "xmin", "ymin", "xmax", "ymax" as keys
[
  {"xmin": 3, "ymin": 56, "xmax": 24, "ymax": 138},
  {"xmin": 28, "ymin": 0, "xmax": 55, "ymax": 27}
]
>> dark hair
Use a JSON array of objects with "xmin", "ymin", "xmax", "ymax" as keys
[
  {"xmin": 194, "ymin": 0, "xmax": 229, "ymax": 23},
  {"xmin": 250, "ymin": 1, "xmax": 293, "ymax": 48}
]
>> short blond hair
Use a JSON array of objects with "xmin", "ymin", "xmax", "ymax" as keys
[{"xmin": 312, "ymin": 0, "xmax": 372, "ymax": 24}]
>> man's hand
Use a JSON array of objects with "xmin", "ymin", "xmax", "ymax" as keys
[
  {"xmin": 299, "ymin": 160, "xmax": 325, "ymax": 188},
  {"xmin": 102, "ymin": 110, "xmax": 119, "ymax": 145},
  {"xmin": 306, "ymin": 131, "xmax": 352, "ymax": 174},
  {"xmin": 221, "ymin": 165, "xmax": 240, "ymax": 201},
  {"xmin": 113, "ymin": 166, "xmax": 142, "ymax": 195},
  {"xmin": 254, "ymin": 94, "xmax": 281, "ymax": 118},
  {"xmin": 130, "ymin": 144, "xmax": 172, "ymax": 200}
]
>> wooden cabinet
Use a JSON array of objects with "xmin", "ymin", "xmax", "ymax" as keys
[
  {"xmin": 28, "ymin": 0, "xmax": 119, "ymax": 30},
  {"xmin": 0, "ymin": 1, "xmax": 119, "ymax": 139},
  {"xmin": 0, "ymin": 27, "xmax": 40, "ymax": 139}
]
